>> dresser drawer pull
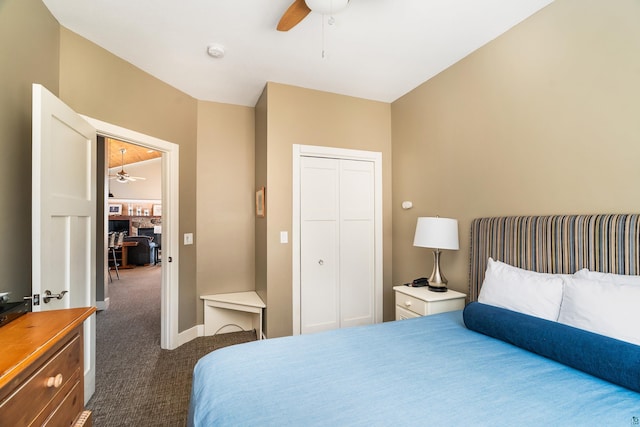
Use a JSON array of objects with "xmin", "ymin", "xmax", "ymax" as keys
[
  {"xmin": 404, "ymin": 300, "xmax": 412, "ymax": 307},
  {"xmin": 46, "ymin": 373, "xmax": 64, "ymax": 388}
]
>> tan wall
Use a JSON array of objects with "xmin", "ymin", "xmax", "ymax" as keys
[
  {"xmin": 58, "ymin": 28, "xmax": 200, "ymax": 332},
  {"xmin": 9, "ymin": 0, "xmax": 637, "ymax": 342},
  {"xmin": 196, "ymin": 100, "xmax": 255, "ymax": 323},
  {"xmin": 0, "ymin": 0, "xmax": 60, "ymax": 300},
  {"xmin": 254, "ymin": 88, "xmax": 268, "ymax": 327},
  {"xmin": 391, "ymin": 0, "xmax": 640, "ymax": 295},
  {"xmin": 264, "ymin": 82, "xmax": 393, "ymax": 337}
]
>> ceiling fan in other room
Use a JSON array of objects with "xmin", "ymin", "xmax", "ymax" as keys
[
  {"xmin": 277, "ymin": 0, "xmax": 350, "ymax": 31},
  {"xmin": 110, "ymin": 148, "xmax": 146, "ymax": 184}
]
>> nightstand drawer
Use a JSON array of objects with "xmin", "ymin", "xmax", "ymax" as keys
[
  {"xmin": 395, "ymin": 292, "xmax": 427, "ymax": 316},
  {"xmin": 425, "ymin": 297, "xmax": 465, "ymax": 315},
  {"xmin": 396, "ymin": 305, "xmax": 421, "ymax": 320},
  {"xmin": 393, "ymin": 286, "xmax": 467, "ymax": 321}
]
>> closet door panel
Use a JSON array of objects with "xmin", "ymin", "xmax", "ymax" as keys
[
  {"xmin": 339, "ymin": 160, "xmax": 375, "ymax": 327},
  {"xmin": 300, "ymin": 157, "xmax": 339, "ymax": 334},
  {"xmin": 300, "ymin": 157, "xmax": 338, "ymax": 220},
  {"xmin": 301, "ymin": 222, "xmax": 339, "ymax": 333},
  {"xmin": 339, "ymin": 221, "xmax": 374, "ymax": 327},
  {"xmin": 339, "ymin": 160, "xmax": 374, "ymax": 219}
]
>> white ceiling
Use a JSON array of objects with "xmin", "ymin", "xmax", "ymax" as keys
[{"xmin": 42, "ymin": 0, "xmax": 553, "ymax": 107}]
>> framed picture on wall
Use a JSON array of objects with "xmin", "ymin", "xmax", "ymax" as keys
[
  {"xmin": 153, "ymin": 204, "xmax": 162, "ymax": 216},
  {"xmin": 109, "ymin": 204, "xmax": 122, "ymax": 216},
  {"xmin": 256, "ymin": 187, "xmax": 265, "ymax": 218}
]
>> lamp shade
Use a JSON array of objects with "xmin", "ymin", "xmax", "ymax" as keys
[{"xmin": 413, "ymin": 217, "xmax": 459, "ymax": 250}]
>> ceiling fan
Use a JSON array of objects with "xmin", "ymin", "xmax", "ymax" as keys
[
  {"xmin": 277, "ymin": 0, "xmax": 350, "ymax": 31},
  {"xmin": 110, "ymin": 148, "xmax": 146, "ymax": 184}
]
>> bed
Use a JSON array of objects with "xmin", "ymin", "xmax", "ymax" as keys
[{"xmin": 189, "ymin": 214, "xmax": 640, "ymax": 426}]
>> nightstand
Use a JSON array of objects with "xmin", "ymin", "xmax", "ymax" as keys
[{"xmin": 393, "ymin": 286, "xmax": 466, "ymax": 320}]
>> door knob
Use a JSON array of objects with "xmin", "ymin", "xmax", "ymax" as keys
[
  {"xmin": 318, "ymin": 259, "xmax": 324, "ymax": 265},
  {"xmin": 43, "ymin": 290, "xmax": 68, "ymax": 304}
]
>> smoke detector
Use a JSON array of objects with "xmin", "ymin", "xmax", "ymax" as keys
[{"xmin": 206, "ymin": 44, "xmax": 225, "ymax": 59}]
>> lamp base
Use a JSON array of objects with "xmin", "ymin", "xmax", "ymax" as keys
[{"xmin": 428, "ymin": 249, "xmax": 449, "ymax": 292}]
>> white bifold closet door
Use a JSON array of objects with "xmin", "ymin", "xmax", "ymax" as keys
[{"xmin": 300, "ymin": 156, "xmax": 375, "ymax": 334}]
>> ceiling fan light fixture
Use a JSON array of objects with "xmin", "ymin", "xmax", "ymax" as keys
[
  {"xmin": 305, "ymin": 0, "xmax": 348, "ymax": 15},
  {"xmin": 110, "ymin": 146, "xmax": 146, "ymax": 183}
]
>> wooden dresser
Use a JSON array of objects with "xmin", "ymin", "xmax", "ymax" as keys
[{"xmin": 0, "ymin": 307, "xmax": 96, "ymax": 426}]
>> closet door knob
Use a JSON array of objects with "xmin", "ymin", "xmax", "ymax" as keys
[{"xmin": 318, "ymin": 259, "xmax": 324, "ymax": 265}]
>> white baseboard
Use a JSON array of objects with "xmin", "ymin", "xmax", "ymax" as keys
[
  {"xmin": 177, "ymin": 323, "xmax": 262, "ymax": 347},
  {"xmin": 177, "ymin": 324, "xmax": 204, "ymax": 347},
  {"xmin": 96, "ymin": 298, "xmax": 110, "ymax": 311}
]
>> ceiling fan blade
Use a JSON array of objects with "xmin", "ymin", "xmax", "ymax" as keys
[{"xmin": 277, "ymin": 0, "xmax": 311, "ymax": 31}]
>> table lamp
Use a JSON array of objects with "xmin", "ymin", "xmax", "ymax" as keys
[{"xmin": 413, "ymin": 217, "xmax": 459, "ymax": 292}]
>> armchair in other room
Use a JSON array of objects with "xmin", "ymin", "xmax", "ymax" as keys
[
  {"xmin": 124, "ymin": 235, "xmax": 157, "ymax": 266},
  {"xmin": 138, "ymin": 227, "xmax": 161, "ymax": 264}
]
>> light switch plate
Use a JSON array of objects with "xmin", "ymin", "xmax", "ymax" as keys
[
  {"xmin": 280, "ymin": 231, "xmax": 288, "ymax": 244},
  {"xmin": 184, "ymin": 233, "xmax": 193, "ymax": 245}
]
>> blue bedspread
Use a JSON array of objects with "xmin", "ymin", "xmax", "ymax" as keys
[{"xmin": 189, "ymin": 311, "xmax": 640, "ymax": 426}]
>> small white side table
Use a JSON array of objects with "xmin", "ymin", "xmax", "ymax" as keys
[
  {"xmin": 393, "ymin": 286, "xmax": 466, "ymax": 320},
  {"xmin": 201, "ymin": 291, "xmax": 266, "ymax": 340}
]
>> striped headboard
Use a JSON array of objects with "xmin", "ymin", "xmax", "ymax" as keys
[{"xmin": 469, "ymin": 214, "xmax": 640, "ymax": 301}]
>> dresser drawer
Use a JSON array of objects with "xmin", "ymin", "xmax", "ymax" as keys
[
  {"xmin": 395, "ymin": 292, "xmax": 427, "ymax": 316},
  {"xmin": 42, "ymin": 375, "xmax": 83, "ymax": 427},
  {"xmin": 0, "ymin": 331, "xmax": 81, "ymax": 426}
]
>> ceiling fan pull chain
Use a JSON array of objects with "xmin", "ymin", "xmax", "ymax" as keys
[{"xmin": 321, "ymin": 13, "xmax": 326, "ymax": 59}]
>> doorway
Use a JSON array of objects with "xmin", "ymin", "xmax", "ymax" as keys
[
  {"xmin": 292, "ymin": 144, "xmax": 383, "ymax": 335},
  {"xmin": 83, "ymin": 115, "xmax": 180, "ymax": 350},
  {"xmin": 106, "ymin": 137, "xmax": 162, "ymax": 267},
  {"xmin": 105, "ymin": 136, "xmax": 162, "ymax": 309}
]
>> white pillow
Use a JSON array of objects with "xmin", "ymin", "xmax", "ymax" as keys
[
  {"xmin": 558, "ymin": 277, "xmax": 640, "ymax": 345},
  {"xmin": 478, "ymin": 258, "xmax": 565, "ymax": 321},
  {"xmin": 574, "ymin": 269, "xmax": 640, "ymax": 286}
]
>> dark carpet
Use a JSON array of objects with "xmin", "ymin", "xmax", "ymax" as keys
[{"xmin": 87, "ymin": 266, "xmax": 256, "ymax": 426}]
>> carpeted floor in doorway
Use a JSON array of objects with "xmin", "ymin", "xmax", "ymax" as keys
[{"xmin": 87, "ymin": 265, "xmax": 256, "ymax": 426}]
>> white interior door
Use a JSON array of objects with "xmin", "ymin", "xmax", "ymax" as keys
[
  {"xmin": 300, "ymin": 157, "xmax": 340, "ymax": 333},
  {"xmin": 291, "ymin": 144, "xmax": 383, "ymax": 335},
  {"xmin": 32, "ymin": 84, "xmax": 97, "ymax": 404},
  {"xmin": 300, "ymin": 156, "xmax": 375, "ymax": 334},
  {"xmin": 339, "ymin": 159, "xmax": 375, "ymax": 328}
]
